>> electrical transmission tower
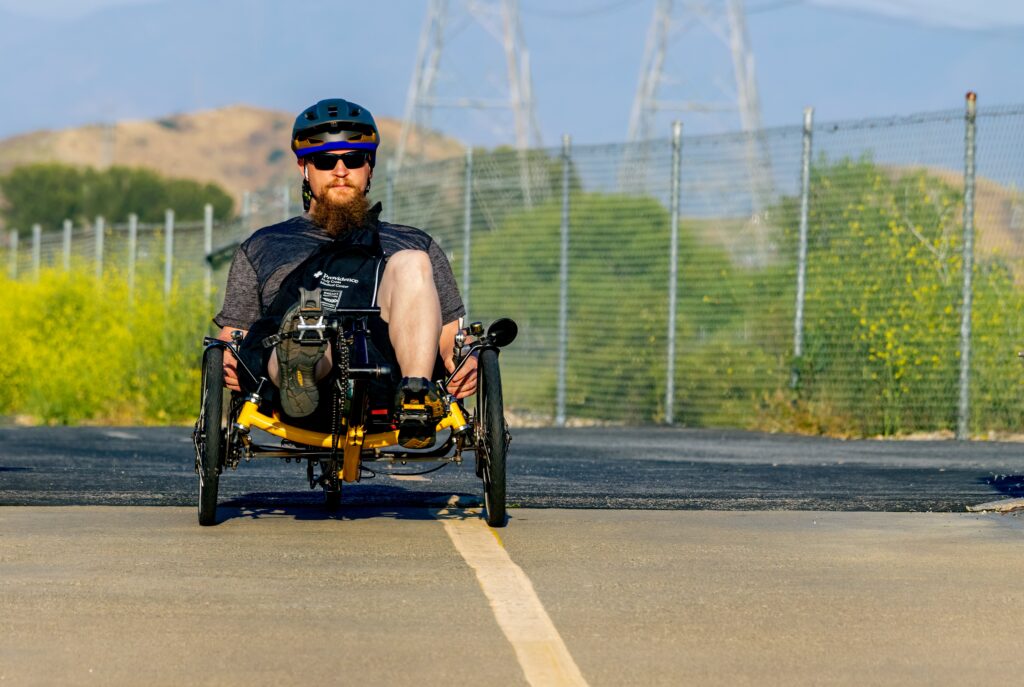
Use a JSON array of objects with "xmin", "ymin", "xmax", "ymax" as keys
[
  {"xmin": 395, "ymin": 0, "xmax": 542, "ymax": 170},
  {"xmin": 629, "ymin": 0, "xmax": 764, "ymax": 142},
  {"xmin": 627, "ymin": 0, "xmax": 774, "ymax": 259}
]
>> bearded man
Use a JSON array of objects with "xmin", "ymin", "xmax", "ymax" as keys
[{"xmin": 213, "ymin": 98, "xmax": 475, "ymax": 448}]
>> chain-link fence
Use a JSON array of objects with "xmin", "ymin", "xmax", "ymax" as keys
[
  {"xmin": 1, "ymin": 186, "xmax": 298, "ymax": 302},
  {"xmin": 379, "ymin": 99, "xmax": 1024, "ymax": 436},
  {"xmin": 4, "ymin": 99, "xmax": 1024, "ymax": 436}
]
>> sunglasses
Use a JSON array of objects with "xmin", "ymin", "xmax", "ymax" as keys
[{"xmin": 307, "ymin": 150, "xmax": 371, "ymax": 171}]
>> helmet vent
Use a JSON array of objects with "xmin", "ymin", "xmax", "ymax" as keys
[
  {"xmin": 327, "ymin": 105, "xmax": 338, "ymax": 116},
  {"xmin": 304, "ymin": 110, "xmax": 317, "ymax": 121},
  {"xmin": 350, "ymin": 106, "xmax": 361, "ymax": 116}
]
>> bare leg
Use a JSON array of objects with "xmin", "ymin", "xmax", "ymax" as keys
[{"xmin": 377, "ymin": 250, "xmax": 441, "ymax": 378}]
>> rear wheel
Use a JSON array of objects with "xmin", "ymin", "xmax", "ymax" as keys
[
  {"xmin": 477, "ymin": 348, "xmax": 507, "ymax": 527},
  {"xmin": 197, "ymin": 347, "xmax": 225, "ymax": 526}
]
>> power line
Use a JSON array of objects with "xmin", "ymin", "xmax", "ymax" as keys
[
  {"xmin": 520, "ymin": 0, "xmax": 643, "ymax": 19},
  {"xmin": 748, "ymin": 0, "xmax": 803, "ymax": 14},
  {"xmin": 522, "ymin": 0, "xmax": 802, "ymax": 19}
]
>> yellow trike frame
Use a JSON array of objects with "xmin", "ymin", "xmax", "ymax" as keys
[{"xmin": 231, "ymin": 394, "xmax": 470, "ymax": 483}]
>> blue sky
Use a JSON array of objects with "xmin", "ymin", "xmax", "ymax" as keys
[{"xmin": 1, "ymin": 0, "xmax": 1022, "ymax": 147}]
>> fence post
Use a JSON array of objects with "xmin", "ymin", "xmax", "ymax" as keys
[
  {"xmin": 8, "ymin": 230, "xmax": 17, "ymax": 279},
  {"xmin": 555, "ymin": 134, "xmax": 571, "ymax": 427},
  {"xmin": 957, "ymin": 92, "xmax": 978, "ymax": 441},
  {"xmin": 463, "ymin": 147, "xmax": 473, "ymax": 316},
  {"xmin": 164, "ymin": 209, "xmax": 175, "ymax": 296},
  {"xmin": 31, "ymin": 224, "xmax": 41, "ymax": 281},
  {"xmin": 792, "ymin": 107, "xmax": 815, "ymax": 388},
  {"xmin": 665, "ymin": 122, "xmax": 683, "ymax": 425},
  {"xmin": 94, "ymin": 216, "xmax": 105, "ymax": 279},
  {"xmin": 128, "ymin": 214, "xmax": 138, "ymax": 301},
  {"xmin": 63, "ymin": 219, "xmax": 72, "ymax": 271},
  {"xmin": 204, "ymin": 204, "xmax": 214, "ymax": 303}
]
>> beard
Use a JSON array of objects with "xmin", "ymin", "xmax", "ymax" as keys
[{"xmin": 309, "ymin": 183, "xmax": 371, "ymax": 238}]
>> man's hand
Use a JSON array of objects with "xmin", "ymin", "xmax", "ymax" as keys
[
  {"xmin": 446, "ymin": 353, "xmax": 478, "ymax": 399},
  {"xmin": 440, "ymin": 319, "xmax": 477, "ymax": 399},
  {"xmin": 216, "ymin": 326, "xmax": 247, "ymax": 393}
]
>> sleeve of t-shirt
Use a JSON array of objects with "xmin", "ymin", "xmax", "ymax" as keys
[
  {"xmin": 213, "ymin": 246, "xmax": 261, "ymax": 330},
  {"xmin": 427, "ymin": 240, "xmax": 466, "ymax": 325}
]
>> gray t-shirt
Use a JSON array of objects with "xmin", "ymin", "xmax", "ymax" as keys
[{"xmin": 215, "ymin": 206, "xmax": 464, "ymax": 330}]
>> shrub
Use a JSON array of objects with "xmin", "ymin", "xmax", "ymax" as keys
[
  {"xmin": 0, "ymin": 266, "xmax": 213, "ymax": 424},
  {"xmin": 776, "ymin": 156, "xmax": 1024, "ymax": 435}
]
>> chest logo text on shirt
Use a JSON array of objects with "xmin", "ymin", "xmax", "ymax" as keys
[{"xmin": 315, "ymin": 272, "xmax": 361, "ymax": 312}]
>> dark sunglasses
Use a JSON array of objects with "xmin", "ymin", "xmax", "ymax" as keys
[{"xmin": 307, "ymin": 150, "xmax": 370, "ymax": 171}]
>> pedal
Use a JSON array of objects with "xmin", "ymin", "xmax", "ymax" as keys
[
  {"xmin": 397, "ymin": 405, "xmax": 432, "ymax": 426},
  {"xmin": 396, "ymin": 406, "xmax": 437, "ymax": 449},
  {"xmin": 395, "ymin": 377, "xmax": 443, "ymax": 449}
]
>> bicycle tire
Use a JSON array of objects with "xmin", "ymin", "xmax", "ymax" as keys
[
  {"xmin": 477, "ymin": 348, "xmax": 507, "ymax": 527},
  {"xmin": 198, "ymin": 347, "xmax": 224, "ymax": 526}
]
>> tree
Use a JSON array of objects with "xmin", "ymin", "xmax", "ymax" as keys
[
  {"xmin": 0, "ymin": 163, "xmax": 234, "ymax": 229},
  {"xmin": 468, "ymin": 192, "xmax": 750, "ymax": 422}
]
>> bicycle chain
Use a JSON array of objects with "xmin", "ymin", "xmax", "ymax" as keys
[{"xmin": 328, "ymin": 334, "xmax": 351, "ymax": 479}]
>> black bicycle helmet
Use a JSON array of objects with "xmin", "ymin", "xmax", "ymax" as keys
[{"xmin": 291, "ymin": 98, "xmax": 380, "ymax": 166}]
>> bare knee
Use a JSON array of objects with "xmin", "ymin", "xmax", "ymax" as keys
[
  {"xmin": 379, "ymin": 250, "xmax": 435, "ymax": 320},
  {"xmin": 387, "ymin": 250, "xmax": 432, "ymax": 285}
]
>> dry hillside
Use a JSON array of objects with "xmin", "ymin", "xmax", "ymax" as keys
[
  {"xmin": 916, "ymin": 166, "xmax": 1024, "ymax": 260},
  {"xmin": 0, "ymin": 105, "xmax": 463, "ymax": 212}
]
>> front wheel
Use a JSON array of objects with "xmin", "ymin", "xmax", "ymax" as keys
[
  {"xmin": 197, "ymin": 346, "xmax": 225, "ymax": 526},
  {"xmin": 477, "ymin": 348, "xmax": 507, "ymax": 527}
]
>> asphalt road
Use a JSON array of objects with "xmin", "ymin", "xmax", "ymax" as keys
[
  {"xmin": 3, "ymin": 507, "xmax": 1024, "ymax": 686},
  {"xmin": 1, "ymin": 425, "xmax": 1023, "ymax": 512},
  {"xmin": 4, "ymin": 426, "xmax": 1024, "ymax": 685}
]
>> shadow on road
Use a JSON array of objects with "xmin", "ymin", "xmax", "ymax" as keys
[
  {"xmin": 980, "ymin": 474, "xmax": 1024, "ymax": 498},
  {"xmin": 215, "ymin": 486, "xmax": 484, "ymax": 524}
]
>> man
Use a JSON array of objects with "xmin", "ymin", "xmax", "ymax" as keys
[{"xmin": 214, "ymin": 98, "xmax": 476, "ymax": 447}]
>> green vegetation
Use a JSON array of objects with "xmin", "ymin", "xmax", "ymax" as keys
[
  {"xmin": 0, "ymin": 163, "xmax": 234, "ymax": 229},
  {"xmin": 0, "ymin": 266, "xmax": 212, "ymax": 425},
  {"xmin": 469, "ymin": 192, "xmax": 789, "ymax": 424},
  {"xmin": 773, "ymin": 157, "xmax": 1024, "ymax": 435}
]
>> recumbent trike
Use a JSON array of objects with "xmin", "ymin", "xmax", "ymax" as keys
[{"xmin": 192, "ymin": 307, "xmax": 517, "ymax": 527}]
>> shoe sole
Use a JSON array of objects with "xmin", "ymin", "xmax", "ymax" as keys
[{"xmin": 277, "ymin": 322, "xmax": 326, "ymax": 418}]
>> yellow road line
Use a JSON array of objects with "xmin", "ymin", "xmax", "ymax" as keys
[{"xmin": 437, "ymin": 505, "xmax": 589, "ymax": 687}]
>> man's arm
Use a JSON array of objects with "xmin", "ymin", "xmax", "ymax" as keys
[
  {"xmin": 217, "ymin": 326, "xmax": 248, "ymax": 392},
  {"xmin": 440, "ymin": 319, "xmax": 477, "ymax": 399},
  {"xmin": 423, "ymin": 238, "xmax": 475, "ymax": 397},
  {"xmin": 214, "ymin": 245, "xmax": 260, "ymax": 393}
]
